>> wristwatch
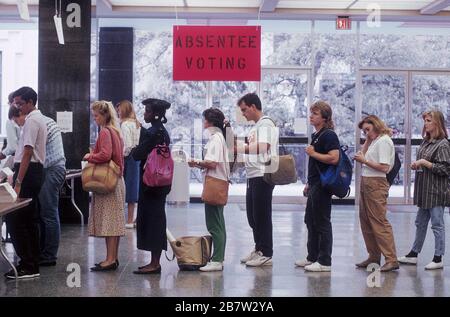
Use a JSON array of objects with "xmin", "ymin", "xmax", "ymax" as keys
[{"xmin": 16, "ymin": 178, "xmax": 22, "ymax": 185}]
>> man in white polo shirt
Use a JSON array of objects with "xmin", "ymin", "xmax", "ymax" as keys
[
  {"xmin": 236, "ymin": 93, "xmax": 279, "ymax": 267},
  {"xmin": 4, "ymin": 87, "xmax": 48, "ymax": 280}
]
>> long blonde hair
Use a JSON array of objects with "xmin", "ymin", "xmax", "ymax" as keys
[
  {"xmin": 422, "ymin": 110, "xmax": 448, "ymax": 140},
  {"xmin": 91, "ymin": 100, "xmax": 121, "ymax": 135},
  {"xmin": 310, "ymin": 101, "xmax": 335, "ymax": 130},
  {"xmin": 358, "ymin": 115, "xmax": 392, "ymax": 136},
  {"xmin": 116, "ymin": 100, "xmax": 140, "ymax": 129}
]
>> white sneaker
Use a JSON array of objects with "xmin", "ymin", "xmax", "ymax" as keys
[
  {"xmin": 398, "ymin": 256, "xmax": 418, "ymax": 265},
  {"xmin": 245, "ymin": 251, "xmax": 273, "ymax": 267},
  {"xmin": 199, "ymin": 261, "xmax": 223, "ymax": 272},
  {"xmin": 425, "ymin": 261, "xmax": 443, "ymax": 270},
  {"xmin": 295, "ymin": 259, "xmax": 313, "ymax": 267},
  {"xmin": 240, "ymin": 250, "xmax": 257, "ymax": 263},
  {"xmin": 304, "ymin": 262, "xmax": 331, "ymax": 272},
  {"xmin": 125, "ymin": 223, "xmax": 135, "ymax": 229}
]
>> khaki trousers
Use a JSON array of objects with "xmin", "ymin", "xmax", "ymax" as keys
[{"xmin": 359, "ymin": 177, "xmax": 397, "ymax": 263}]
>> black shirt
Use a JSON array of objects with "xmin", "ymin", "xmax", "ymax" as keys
[{"xmin": 307, "ymin": 128, "xmax": 340, "ymax": 186}]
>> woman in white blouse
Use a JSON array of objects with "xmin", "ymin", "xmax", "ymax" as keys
[
  {"xmin": 117, "ymin": 100, "xmax": 141, "ymax": 228},
  {"xmin": 354, "ymin": 115, "xmax": 399, "ymax": 272}
]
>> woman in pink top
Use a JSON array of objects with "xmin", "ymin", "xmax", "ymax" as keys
[{"xmin": 83, "ymin": 100, "xmax": 125, "ymax": 272}]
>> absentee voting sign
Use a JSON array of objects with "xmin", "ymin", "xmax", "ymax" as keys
[{"xmin": 173, "ymin": 26, "xmax": 261, "ymax": 81}]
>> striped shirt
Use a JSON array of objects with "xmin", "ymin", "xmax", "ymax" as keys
[
  {"xmin": 44, "ymin": 116, "xmax": 66, "ymax": 168},
  {"xmin": 413, "ymin": 138, "xmax": 450, "ymax": 209}
]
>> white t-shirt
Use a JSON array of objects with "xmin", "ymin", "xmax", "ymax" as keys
[
  {"xmin": 362, "ymin": 134, "xmax": 395, "ymax": 177},
  {"xmin": 121, "ymin": 120, "xmax": 141, "ymax": 157},
  {"xmin": 2, "ymin": 119, "xmax": 20, "ymax": 156},
  {"xmin": 15, "ymin": 110, "xmax": 48, "ymax": 165},
  {"xmin": 245, "ymin": 116, "xmax": 279, "ymax": 179},
  {"xmin": 203, "ymin": 130, "xmax": 230, "ymax": 182}
]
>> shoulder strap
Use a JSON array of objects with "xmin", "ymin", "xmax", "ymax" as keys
[
  {"xmin": 260, "ymin": 116, "xmax": 276, "ymax": 126},
  {"xmin": 104, "ymin": 126, "xmax": 118, "ymax": 158},
  {"xmin": 312, "ymin": 128, "xmax": 331, "ymax": 145}
]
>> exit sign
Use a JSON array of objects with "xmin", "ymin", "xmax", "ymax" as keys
[{"xmin": 336, "ymin": 16, "xmax": 351, "ymax": 30}]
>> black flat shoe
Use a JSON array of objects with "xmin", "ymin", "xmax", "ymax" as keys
[
  {"xmin": 133, "ymin": 266, "xmax": 161, "ymax": 275},
  {"xmin": 39, "ymin": 261, "xmax": 57, "ymax": 267},
  {"xmin": 90, "ymin": 262, "xmax": 118, "ymax": 272},
  {"xmin": 95, "ymin": 260, "xmax": 119, "ymax": 267},
  {"xmin": 138, "ymin": 263, "xmax": 151, "ymax": 270}
]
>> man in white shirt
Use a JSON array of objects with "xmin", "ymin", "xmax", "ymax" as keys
[
  {"xmin": 236, "ymin": 93, "xmax": 279, "ymax": 267},
  {"xmin": 4, "ymin": 87, "xmax": 48, "ymax": 280}
]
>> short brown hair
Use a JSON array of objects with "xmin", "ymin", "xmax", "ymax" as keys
[
  {"xmin": 310, "ymin": 101, "xmax": 334, "ymax": 130},
  {"xmin": 422, "ymin": 110, "xmax": 448, "ymax": 140},
  {"xmin": 358, "ymin": 115, "xmax": 392, "ymax": 136}
]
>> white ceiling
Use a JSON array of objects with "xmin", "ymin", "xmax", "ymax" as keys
[
  {"xmin": 0, "ymin": 0, "xmax": 448, "ymax": 11},
  {"xmin": 0, "ymin": 0, "xmax": 449, "ymax": 21}
]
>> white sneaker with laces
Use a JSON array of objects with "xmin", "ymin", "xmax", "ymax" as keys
[
  {"xmin": 199, "ymin": 261, "xmax": 223, "ymax": 272},
  {"xmin": 424, "ymin": 261, "xmax": 443, "ymax": 270},
  {"xmin": 245, "ymin": 251, "xmax": 272, "ymax": 267},
  {"xmin": 304, "ymin": 262, "xmax": 331, "ymax": 272},
  {"xmin": 295, "ymin": 259, "xmax": 313, "ymax": 267},
  {"xmin": 240, "ymin": 250, "xmax": 257, "ymax": 264},
  {"xmin": 398, "ymin": 256, "xmax": 418, "ymax": 265}
]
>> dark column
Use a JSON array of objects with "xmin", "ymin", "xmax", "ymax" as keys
[
  {"xmin": 38, "ymin": 0, "xmax": 91, "ymax": 223},
  {"xmin": 99, "ymin": 27, "xmax": 133, "ymax": 105}
]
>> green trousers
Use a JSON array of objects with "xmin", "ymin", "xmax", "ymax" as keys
[{"xmin": 205, "ymin": 203, "xmax": 226, "ymax": 262}]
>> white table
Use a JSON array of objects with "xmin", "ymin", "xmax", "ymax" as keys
[
  {"xmin": 65, "ymin": 170, "xmax": 84, "ymax": 226},
  {"xmin": 0, "ymin": 198, "xmax": 33, "ymax": 278}
]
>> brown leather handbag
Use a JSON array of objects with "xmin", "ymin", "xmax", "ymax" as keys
[
  {"xmin": 82, "ymin": 160, "xmax": 121, "ymax": 194},
  {"xmin": 201, "ymin": 176, "xmax": 229, "ymax": 206},
  {"xmin": 82, "ymin": 127, "xmax": 121, "ymax": 194}
]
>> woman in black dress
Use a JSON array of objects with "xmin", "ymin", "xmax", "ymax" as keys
[{"xmin": 131, "ymin": 98, "xmax": 171, "ymax": 274}]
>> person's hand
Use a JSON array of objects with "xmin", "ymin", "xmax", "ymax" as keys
[
  {"xmin": 188, "ymin": 160, "xmax": 197, "ymax": 168},
  {"xmin": 305, "ymin": 145, "xmax": 315, "ymax": 157},
  {"xmin": 363, "ymin": 138, "xmax": 372, "ymax": 146},
  {"xmin": 354, "ymin": 151, "xmax": 366, "ymax": 164},
  {"xmin": 303, "ymin": 183, "xmax": 310, "ymax": 197},
  {"xmin": 82, "ymin": 153, "xmax": 90, "ymax": 161},
  {"xmin": 0, "ymin": 152, "xmax": 5, "ymax": 160},
  {"xmin": 411, "ymin": 161, "xmax": 419, "ymax": 170},
  {"xmin": 415, "ymin": 159, "xmax": 430, "ymax": 169},
  {"xmin": 14, "ymin": 184, "xmax": 21, "ymax": 195}
]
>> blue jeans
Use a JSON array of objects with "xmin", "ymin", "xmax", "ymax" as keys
[
  {"xmin": 39, "ymin": 165, "xmax": 66, "ymax": 262},
  {"xmin": 412, "ymin": 206, "xmax": 445, "ymax": 256}
]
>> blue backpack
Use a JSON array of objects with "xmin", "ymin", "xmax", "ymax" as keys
[
  {"xmin": 318, "ymin": 146, "xmax": 353, "ymax": 198},
  {"xmin": 314, "ymin": 130, "xmax": 353, "ymax": 198}
]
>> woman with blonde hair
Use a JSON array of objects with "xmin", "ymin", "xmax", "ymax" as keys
[
  {"xmin": 354, "ymin": 115, "xmax": 399, "ymax": 272},
  {"xmin": 398, "ymin": 110, "xmax": 450, "ymax": 270},
  {"xmin": 117, "ymin": 100, "xmax": 141, "ymax": 228},
  {"xmin": 83, "ymin": 100, "xmax": 125, "ymax": 271}
]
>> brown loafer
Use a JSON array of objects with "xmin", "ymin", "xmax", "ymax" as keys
[
  {"xmin": 380, "ymin": 261, "xmax": 400, "ymax": 272},
  {"xmin": 355, "ymin": 258, "xmax": 380, "ymax": 268}
]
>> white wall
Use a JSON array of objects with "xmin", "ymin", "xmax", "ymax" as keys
[{"xmin": 0, "ymin": 29, "xmax": 38, "ymax": 136}]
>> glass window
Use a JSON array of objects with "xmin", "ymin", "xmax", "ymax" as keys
[
  {"xmin": 360, "ymin": 22, "xmax": 450, "ymax": 69},
  {"xmin": 248, "ymin": 20, "xmax": 312, "ymax": 67}
]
